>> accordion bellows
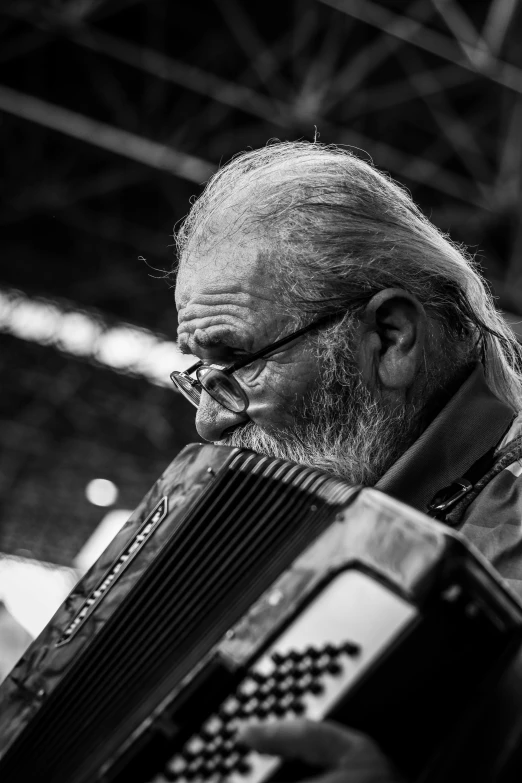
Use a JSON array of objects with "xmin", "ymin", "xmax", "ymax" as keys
[{"xmin": 1, "ymin": 444, "xmax": 521, "ymax": 783}]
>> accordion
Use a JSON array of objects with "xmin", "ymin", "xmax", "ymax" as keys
[{"xmin": 1, "ymin": 443, "xmax": 522, "ymax": 783}]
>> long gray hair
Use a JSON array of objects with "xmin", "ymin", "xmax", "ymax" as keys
[{"xmin": 176, "ymin": 141, "xmax": 522, "ymax": 411}]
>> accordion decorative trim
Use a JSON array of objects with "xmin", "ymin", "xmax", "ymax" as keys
[{"xmin": 55, "ymin": 496, "xmax": 169, "ymax": 647}]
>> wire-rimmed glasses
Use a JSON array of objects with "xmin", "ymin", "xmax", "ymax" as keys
[{"xmin": 170, "ymin": 314, "xmax": 334, "ymax": 413}]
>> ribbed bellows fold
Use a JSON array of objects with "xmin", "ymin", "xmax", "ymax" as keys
[{"xmin": 0, "ymin": 450, "xmax": 355, "ymax": 782}]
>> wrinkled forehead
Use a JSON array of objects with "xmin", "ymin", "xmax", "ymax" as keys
[
  {"xmin": 175, "ymin": 233, "xmax": 269, "ymax": 309},
  {"xmin": 174, "ymin": 190, "xmax": 278, "ymax": 303},
  {"xmin": 175, "ymin": 234, "xmax": 288, "ymax": 355}
]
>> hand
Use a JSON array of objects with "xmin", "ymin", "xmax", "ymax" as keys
[{"xmin": 239, "ymin": 718, "xmax": 404, "ymax": 783}]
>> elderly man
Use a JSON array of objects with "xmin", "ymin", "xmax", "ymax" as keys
[{"xmin": 172, "ymin": 142, "xmax": 522, "ymax": 781}]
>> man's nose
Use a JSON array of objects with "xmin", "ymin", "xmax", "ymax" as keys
[{"xmin": 195, "ymin": 389, "xmax": 249, "ymax": 441}]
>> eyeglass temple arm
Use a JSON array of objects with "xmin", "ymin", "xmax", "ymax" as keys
[
  {"xmin": 173, "ymin": 360, "xmax": 203, "ymax": 377},
  {"xmin": 227, "ymin": 313, "xmax": 338, "ymax": 373}
]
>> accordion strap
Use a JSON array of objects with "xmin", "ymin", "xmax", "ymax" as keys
[{"xmin": 427, "ymin": 430, "xmax": 522, "ymax": 527}]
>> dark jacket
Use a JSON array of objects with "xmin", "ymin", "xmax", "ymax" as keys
[{"xmin": 376, "ymin": 364, "xmax": 522, "ymax": 600}]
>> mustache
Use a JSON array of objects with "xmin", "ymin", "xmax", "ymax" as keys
[
  {"xmin": 219, "ymin": 421, "xmax": 312, "ymax": 465},
  {"xmin": 218, "ymin": 382, "xmax": 420, "ymax": 487}
]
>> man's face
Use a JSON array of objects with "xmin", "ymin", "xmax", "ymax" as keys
[
  {"xmin": 175, "ymin": 233, "xmax": 420, "ymax": 486},
  {"xmin": 175, "ymin": 234, "xmax": 322, "ymax": 440}
]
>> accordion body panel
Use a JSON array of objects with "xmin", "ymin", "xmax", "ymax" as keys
[{"xmin": 1, "ymin": 443, "xmax": 522, "ymax": 783}]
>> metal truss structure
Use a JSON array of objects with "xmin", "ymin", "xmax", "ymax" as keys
[{"xmin": 0, "ymin": 0, "xmax": 521, "ymax": 563}]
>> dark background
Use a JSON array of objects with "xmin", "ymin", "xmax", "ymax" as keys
[{"xmin": 1, "ymin": 0, "xmax": 521, "ymax": 566}]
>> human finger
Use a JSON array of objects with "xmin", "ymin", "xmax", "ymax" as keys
[{"xmin": 238, "ymin": 718, "xmax": 372, "ymax": 769}]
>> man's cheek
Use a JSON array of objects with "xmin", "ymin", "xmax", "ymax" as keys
[
  {"xmin": 270, "ymin": 361, "xmax": 318, "ymax": 404},
  {"xmin": 246, "ymin": 378, "xmax": 298, "ymax": 424}
]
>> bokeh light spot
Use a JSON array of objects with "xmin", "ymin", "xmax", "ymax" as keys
[{"xmin": 85, "ymin": 478, "xmax": 119, "ymax": 507}]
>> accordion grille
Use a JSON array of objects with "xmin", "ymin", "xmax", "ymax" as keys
[{"xmin": 0, "ymin": 448, "xmax": 356, "ymax": 783}]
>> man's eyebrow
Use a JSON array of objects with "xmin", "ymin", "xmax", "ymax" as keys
[
  {"xmin": 176, "ymin": 340, "xmax": 192, "ymax": 355},
  {"xmin": 176, "ymin": 336, "xmax": 236, "ymax": 359}
]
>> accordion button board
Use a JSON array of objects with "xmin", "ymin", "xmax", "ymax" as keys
[{"xmin": 155, "ymin": 569, "xmax": 417, "ymax": 783}]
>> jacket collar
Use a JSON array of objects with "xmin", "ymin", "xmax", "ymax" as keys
[{"xmin": 375, "ymin": 364, "xmax": 515, "ymax": 512}]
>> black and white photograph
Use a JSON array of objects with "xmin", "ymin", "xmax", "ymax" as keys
[{"xmin": 1, "ymin": 2, "xmax": 522, "ymax": 781}]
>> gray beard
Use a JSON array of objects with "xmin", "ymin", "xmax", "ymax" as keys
[{"xmin": 218, "ymin": 372, "xmax": 422, "ymax": 487}]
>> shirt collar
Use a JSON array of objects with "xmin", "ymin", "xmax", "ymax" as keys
[{"xmin": 375, "ymin": 364, "xmax": 515, "ymax": 512}]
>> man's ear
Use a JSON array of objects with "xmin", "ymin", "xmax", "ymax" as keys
[{"xmin": 358, "ymin": 288, "xmax": 428, "ymax": 397}]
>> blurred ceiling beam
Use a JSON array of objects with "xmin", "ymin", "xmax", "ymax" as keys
[
  {"xmin": 63, "ymin": 18, "xmax": 493, "ymax": 208},
  {"xmin": 339, "ymin": 63, "xmax": 476, "ymax": 120},
  {"xmin": 431, "ymin": 0, "xmax": 491, "ymax": 66},
  {"xmin": 70, "ymin": 25, "xmax": 283, "ymax": 123},
  {"xmin": 213, "ymin": 0, "xmax": 292, "ymax": 98},
  {"xmin": 495, "ymin": 95, "xmax": 522, "ymax": 212},
  {"xmin": 482, "ymin": 0, "xmax": 519, "ymax": 55},
  {"xmin": 0, "ymin": 84, "xmax": 215, "ymax": 183},
  {"xmin": 0, "ymin": 286, "xmax": 184, "ymax": 387},
  {"xmin": 400, "ymin": 48, "xmax": 493, "ymax": 198},
  {"xmin": 323, "ymin": 0, "xmax": 434, "ymax": 112},
  {"xmin": 320, "ymin": 0, "xmax": 522, "ymax": 95},
  {"xmin": 0, "ymin": 168, "xmax": 147, "ymax": 227},
  {"xmin": 295, "ymin": 14, "xmax": 355, "ymax": 112}
]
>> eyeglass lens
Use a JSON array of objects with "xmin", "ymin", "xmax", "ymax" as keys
[
  {"xmin": 171, "ymin": 373, "xmax": 201, "ymax": 407},
  {"xmin": 196, "ymin": 366, "xmax": 248, "ymax": 413}
]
